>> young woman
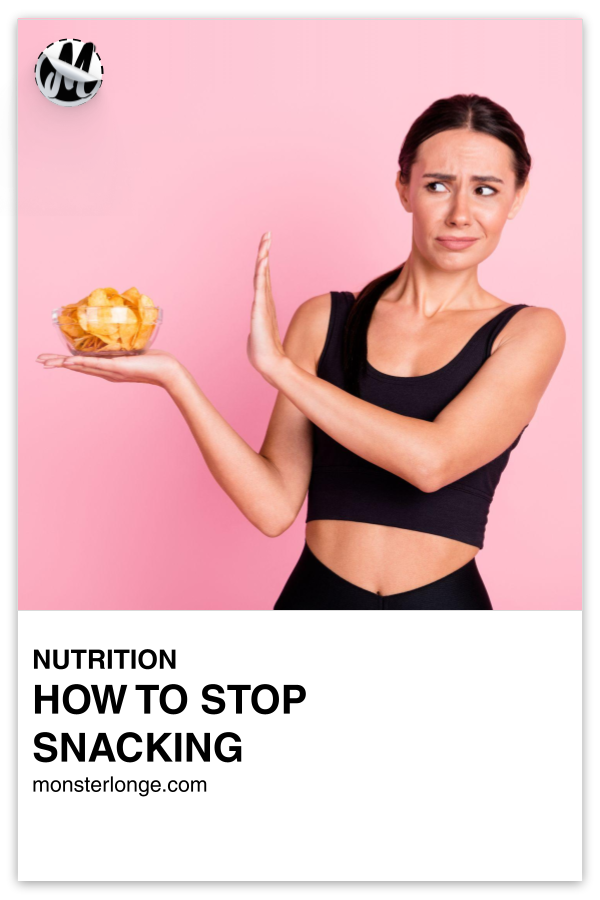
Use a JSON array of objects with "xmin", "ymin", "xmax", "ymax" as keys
[{"xmin": 37, "ymin": 94, "xmax": 566, "ymax": 610}]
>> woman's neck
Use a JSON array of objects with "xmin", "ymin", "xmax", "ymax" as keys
[{"xmin": 383, "ymin": 248, "xmax": 488, "ymax": 316}]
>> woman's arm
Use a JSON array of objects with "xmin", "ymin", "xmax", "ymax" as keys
[
  {"xmin": 264, "ymin": 305, "xmax": 565, "ymax": 492},
  {"xmin": 35, "ymin": 239, "xmax": 332, "ymax": 536},
  {"xmin": 164, "ymin": 294, "xmax": 330, "ymax": 535}
]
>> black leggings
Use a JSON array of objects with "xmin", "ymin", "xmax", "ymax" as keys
[{"xmin": 274, "ymin": 541, "xmax": 493, "ymax": 610}]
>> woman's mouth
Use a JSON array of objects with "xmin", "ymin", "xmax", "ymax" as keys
[{"xmin": 435, "ymin": 237, "xmax": 480, "ymax": 251}]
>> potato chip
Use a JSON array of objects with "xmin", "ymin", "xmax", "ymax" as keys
[
  {"xmin": 86, "ymin": 288, "xmax": 122, "ymax": 307},
  {"xmin": 121, "ymin": 288, "xmax": 142, "ymax": 309},
  {"xmin": 76, "ymin": 307, "xmax": 89, "ymax": 330},
  {"xmin": 58, "ymin": 314, "xmax": 86, "ymax": 339},
  {"xmin": 122, "ymin": 308, "xmax": 141, "ymax": 347},
  {"xmin": 132, "ymin": 326, "xmax": 154, "ymax": 349},
  {"xmin": 137, "ymin": 331, "xmax": 154, "ymax": 349},
  {"xmin": 87, "ymin": 307, "xmax": 122, "ymax": 327},
  {"xmin": 95, "ymin": 331, "xmax": 121, "ymax": 344},
  {"xmin": 119, "ymin": 321, "xmax": 139, "ymax": 350},
  {"xmin": 86, "ymin": 289, "xmax": 110, "ymax": 307},
  {"xmin": 79, "ymin": 307, "xmax": 116, "ymax": 342},
  {"xmin": 140, "ymin": 307, "xmax": 158, "ymax": 324},
  {"xmin": 77, "ymin": 313, "xmax": 117, "ymax": 343}
]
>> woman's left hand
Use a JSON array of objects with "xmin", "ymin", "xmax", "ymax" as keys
[
  {"xmin": 247, "ymin": 232, "xmax": 287, "ymax": 385},
  {"xmin": 35, "ymin": 348, "xmax": 183, "ymax": 389}
]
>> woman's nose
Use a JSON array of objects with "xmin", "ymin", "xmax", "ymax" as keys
[{"xmin": 447, "ymin": 190, "xmax": 472, "ymax": 225}]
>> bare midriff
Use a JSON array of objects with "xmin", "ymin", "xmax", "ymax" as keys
[{"xmin": 304, "ymin": 520, "xmax": 479, "ymax": 595}]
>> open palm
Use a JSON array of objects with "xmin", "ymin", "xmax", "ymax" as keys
[
  {"xmin": 36, "ymin": 348, "xmax": 181, "ymax": 387},
  {"xmin": 247, "ymin": 232, "xmax": 286, "ymax": 382}
]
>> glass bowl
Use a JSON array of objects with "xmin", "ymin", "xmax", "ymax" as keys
[{"xmin": 52, "ymin": 305, "xmax": 163, "ymax": 357}]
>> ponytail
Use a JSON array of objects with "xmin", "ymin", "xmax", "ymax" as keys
[{"xmin": 342, "ymin": 263, "xmax": 405, "ymax": 397}]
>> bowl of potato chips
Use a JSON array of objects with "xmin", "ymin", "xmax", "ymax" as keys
[{"xmin": 52, "ymin": 287, "xmax": 162, "ymax": 356}]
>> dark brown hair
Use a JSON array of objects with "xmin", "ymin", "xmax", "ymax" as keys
[{"xmin": 342, "ymin": 93, "xmax": 532, "ymax": 397}]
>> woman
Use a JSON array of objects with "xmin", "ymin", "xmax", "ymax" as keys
[{"xmin": 37, "ymin": 94, "xmax": 565, "ymax": 610}]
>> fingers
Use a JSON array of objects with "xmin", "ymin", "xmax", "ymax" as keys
[
  {"xmin": 254, "ymin": 257, "xmax": 267, "ymax": 293},
  {"xmin": 36, "ymin": 354, "xmax": 118, "ymax": 375},
  {"xmin": 254, "ymin": 231, "xmax": 271, "ymax": 293},
  {"xmin": 265, "ymin": 250, "xmax": 272, "ymax": 296},
  {"xmin": 37, "ymin": 354, "xmax": 70, "ymax": 364},
  {"xmin": 55, "ymin": 366, "xmax": 120, "ymax": 382},
  {"xmin": 264, "ymin": 238, "xmax": 274, "ymax": 313},
  {"xmin": 61, "ymin": 355, "xmax": 116, "ymax": 370},
  {"xmin": 257, "ymin": 230, "xmax": 271, "ymax": 253},
  {"xmin": 255, "ymin": 233, "xmax": 269, "ymax": 269}
]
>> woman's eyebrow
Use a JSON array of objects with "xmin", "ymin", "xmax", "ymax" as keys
[{"xmin": 422, "ymin": 172, "xmax": 504, "ymax": 184}]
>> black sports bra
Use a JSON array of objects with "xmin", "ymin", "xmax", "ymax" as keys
[{"xmin": 306, "ymin": 291, "xmax": 532, "ymax": 549}]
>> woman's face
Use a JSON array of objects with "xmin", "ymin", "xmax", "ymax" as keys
[{"xmin": 396, "ymin": 128, "xmax": 529, "ymax": 270}]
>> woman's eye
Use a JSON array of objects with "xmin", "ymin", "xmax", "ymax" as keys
[{"xmin": 425, "ymin": 181, "xmax": 498, "ymax": 196}]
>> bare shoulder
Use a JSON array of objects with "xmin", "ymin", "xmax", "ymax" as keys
[
  {"xmin": 282, "ymin": 292, "xmax": 334, "ymax": 372},
  {"xmin": 289, "ymin": 291, "xmax": 332, "ymax": 323},
  {"xmin": 508, "ymin": 305, "xmax": 566, "ymax": 346},
  {"xmin": 494, "ymin": 304, "xmax": 566, "ymax": 370}
]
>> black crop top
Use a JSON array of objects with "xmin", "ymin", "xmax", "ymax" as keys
[{"xmin": 306, "ymin": 291, "xmax": 532, "ymax": 549}]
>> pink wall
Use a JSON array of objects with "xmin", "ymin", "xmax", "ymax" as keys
[{"xmin": 18, "ymin": 19, "xmax": 581, "ymax": 610}]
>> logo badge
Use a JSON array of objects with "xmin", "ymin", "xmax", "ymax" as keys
[{"xmin": 35, "ymin": 39, "xmax": 103, "ymax": 107}]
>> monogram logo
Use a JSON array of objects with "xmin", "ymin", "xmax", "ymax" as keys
[{"xmin": 35, "ymin": 39, "xmax": 103, "ymax": 107}]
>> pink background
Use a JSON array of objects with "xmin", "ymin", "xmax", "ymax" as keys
[{"xmin": 18, "ymin": 19, "xmax": 582, "ymax": 610}]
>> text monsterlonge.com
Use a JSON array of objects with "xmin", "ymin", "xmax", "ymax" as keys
[{"xmin": 33, "ymin": 776, "xmax": 207, "ymax": 797}]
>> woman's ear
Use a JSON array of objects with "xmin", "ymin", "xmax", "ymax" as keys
[
  {"xmin": 507, "ymin": 178, "xmax": 530, "ymax": 220},
  {"xmin": 395, "ymin": 170, "xmax": 412, "ymax": 213}
]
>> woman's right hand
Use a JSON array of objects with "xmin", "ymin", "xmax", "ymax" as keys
[{"xmin": 35, "ymin": 348, "xmax": 184, "ymax": 390}]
